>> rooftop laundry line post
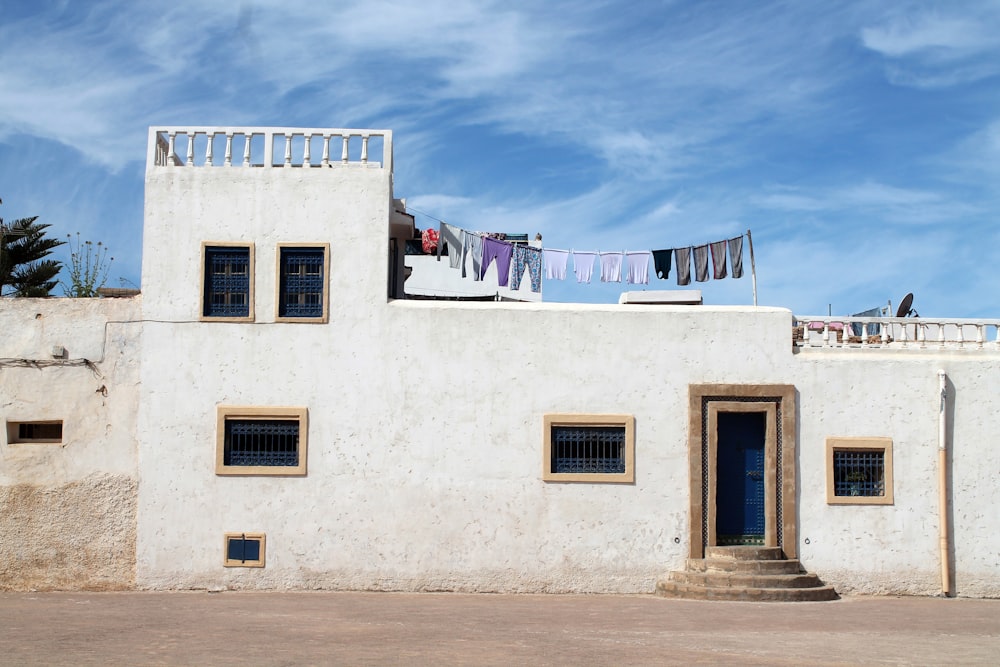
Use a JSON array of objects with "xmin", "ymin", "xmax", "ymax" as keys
[{"xmin": 747, "ymin": 228, "xmax": 757, "ymax": 307}]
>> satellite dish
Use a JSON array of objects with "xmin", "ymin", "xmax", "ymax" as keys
[{"xmin": 895, "ymin": 292, "xmax": 918, "ymax": 318}]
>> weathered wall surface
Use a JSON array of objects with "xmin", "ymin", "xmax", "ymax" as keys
[
  {"xmin": 793, "ymin": 351, "xmax": 1000, "ymax": 597},
  {"xmin": 0, "ymin": 297, "xmax": 140, "ymax": 590},
  {"xmin": 133, "ymin": 156, "xmax": 1000, "ymax": 597}
]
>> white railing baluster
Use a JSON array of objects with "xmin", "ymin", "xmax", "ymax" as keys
[
  {"xmin": 224, "ymin": 133, "xmax": 233, "ymax": 167},
  {"xmin": 167, "ymin": 132, "xmax": 177, "ymax": 166},
  {"xmin": 361, "ymin": 134, "xmax": 369, "ymax": 164},
  {"xmin": 205, "ymin": 131, "xmax": 214, "ymax": 166},
  {"xmin": 243, "ymin": 134, "xmax": 252, "ymax": 167},
  {"xmin": 186, "ymin": 132, "xmax": 196, "ymax": 166},
  {"xmin": 341, "ymin": 135, "xmax": 350, "ymax": 164},
  {"xmin": 976, "ymin": 324, "xmax": 984, "ymax": 349},
  {"xmin": 956, "ymin": 325, "xmax": 965, "ymax": 349},
  {"xmin": 322, "ymin": 135, "xmax": 331, "ymax": 166},
  {"xmin": 302, "ymin": 133, "xmax": 311, "ymax": 167},
  {"xmin": 283, "ymin": 134, "xmax": 293, "ymax": 167}
]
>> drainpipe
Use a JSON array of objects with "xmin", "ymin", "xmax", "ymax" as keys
[{"xmin": 938, "ymin": 369, "xmax": 952, "ymax": 597}]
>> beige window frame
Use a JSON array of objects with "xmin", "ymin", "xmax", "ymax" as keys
[
  {"xmin": 275, "ymin": 243, "xmax": 330, "ymax": 323},
  {"xmin": 826, "ymin": 437, "xmax": 894, "ymax": 505},
  {"xmin": 200, "ymin": 242, "xmax": 255, "ymax": 322},
  {"xmin": 543, "ymin": 414, "xmax": 635, "ymax": 483},
  {"xmin": 6, "ymin": 420, "xmax": 64, "ymax": 444},
  {"xmin": 216, "ymin": 406, "xmax": 308, "ymax": 476},
  {"xmin": 223, "ymin": 532, "xmax": 266, "ymax": 567}
]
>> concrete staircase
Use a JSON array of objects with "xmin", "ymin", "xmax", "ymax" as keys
[{"xmin": 656, "ymin": 546, "xmax": 839, "ymax": 602}]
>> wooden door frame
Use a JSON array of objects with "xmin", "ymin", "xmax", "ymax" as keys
[{"xmin": 688, "ymin": 384, "xmax": 798, "ymax": 559}]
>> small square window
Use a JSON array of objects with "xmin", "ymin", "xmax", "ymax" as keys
[
  {"xmin": 543, "ymin": 414, "xmax": 635, "ymax": 483},
  {"xmin": 216, "ymin": 407, "xmax": 308, "ymax": 476},
  {"xmin": 6, "ymin": 420, "xmax": 63, "ymax": 444},
  {"xmin": 223, "ymin": 532, "xmax": 266, "ymax": 567},
  {"xmin": 202, "ymin": 243, "xmax": 254, "ymax": 320},
  {"xmin": 826, "ymin": 437, "xmax": 893, "ymax": 505},
  {"xmin": 276, "ymin": 244, "xmax": 329, "ymax": 322}
]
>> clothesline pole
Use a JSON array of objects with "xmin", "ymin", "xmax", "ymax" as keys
[{"xmin": 746, "ymin": 228, "xmax": 758, "ymax": 307}]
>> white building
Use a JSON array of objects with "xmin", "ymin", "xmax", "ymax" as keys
[{"xmin": 2, "ymin": 126, "xmax": 999, "ymax": 598}]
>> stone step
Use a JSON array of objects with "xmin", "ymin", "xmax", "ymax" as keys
[
  {"xmin": 669, "ymin": 570, "xmax": 824, "ymax": 589},
  {"xmin": 686, "ymin": 558, "xmax": 805, "ymax": 575},
  {"xmin": 704, "ymin": 546, "xmax": 784, "ymax": 561},
  {"xmin": 655, "ymin": 580, "xmax": 840, "ymax": 602}
]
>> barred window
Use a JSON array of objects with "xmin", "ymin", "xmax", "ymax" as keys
[
  {"xmin": 543, "ymin": 414, "xmax": 635, "ymax": 483},
  {"xmin": 832, "ymin": 450, "xmax": 884, "ymax": 497},
  {"xmin": 216, "ymin": 407, "xmax": 308, "ymax": 476},
  {"xmin": 551, "ymin": 426, "xmax": 626, "ymax": 474},
  {"xmin": 277, "ymin": 245, "xmax": 329, "ymax": 321},
  {"xmin": 203, "ymin": 244, "xmax": 253, "ymax": 320},
  {"xmin": 826, "ymin": 437, "xmax": 893, "ymax": 505},
  {"xmin": 224, "ymin": 419, "xmax": 299, "ymax": 467}
]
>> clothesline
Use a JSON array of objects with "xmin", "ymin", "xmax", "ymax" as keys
[{"xmin": 414, "ymin": 214, "xmax": 758, "ymax": 301}]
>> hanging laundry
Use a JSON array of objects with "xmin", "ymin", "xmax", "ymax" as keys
[
  {"xmin": 463, "ymin": 233, "xmax": 483, "ymax": 280},
  {"xmin": 728, "ymin": 236, "xmax": 744, "ymax": 279},
  {"xmin": 437, "ymin": 223, "xmax": 465, "ymax": 269},
  {"xmin": 693, "ymin": 244, "xmax": 709, "ymax": 282},
  {"xmin": 572, "ymin": 251, "xmax": 597, "ymax": 284},
  {"xmin": 421, "ymin": 228, "xmax": 439, "ymax": 254},
  {"xmin": 652, "ymin": 249, "xmax": 672, "ymax": 280},
  {"xmin": 543, "ymin": 248, "xmax": 569, "ymax": 280},
  {"xmin": 511, "ymin": 245, "xmax": 543, "ymax": 292},
  {"xmin": 480, "ymin": 237, "xmax": 514, "ymax": 287},
  {"xmin": 675, "ymin": 247, "xmax": 692, "ymax": 286},
  {"xmin": 625, "ymin": 251, "xmax": 651, "ymax": 285},
  {"xmin": 600, "ymin": 251, "xmax": 624, "ymax": 283},
  {"xmin": 709, "ymin": 240, "xmax": 728, "ymax": 280}
]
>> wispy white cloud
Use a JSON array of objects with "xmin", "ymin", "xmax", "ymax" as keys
[{"xmin": 860, "ymin": 5, "xmax": 1000, "ymax": 87}]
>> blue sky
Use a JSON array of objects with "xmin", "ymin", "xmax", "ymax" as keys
[{"xmin": 2, "ymin": 1, "xmax": 998, "ymax": 316}]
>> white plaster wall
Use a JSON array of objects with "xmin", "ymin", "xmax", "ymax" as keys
[
  {"xmin": 133, "ymin": 145, "xmax": 1000, "ymax": 597},
  {"xmin": 1, "ymin": 297, "xmax": 140, "ymax": 589},
  {"xmin": 1, "ymin": 297, "xmax": 140, "ymax": 485},
  {"xmin": 794, "ymin": 351, "xmax": 1000, "ymax": 597}
]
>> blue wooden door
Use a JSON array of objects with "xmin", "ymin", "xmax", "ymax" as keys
[{"xmin": 716, "ymin": 411, "xmax": 766, "ymax": 545}]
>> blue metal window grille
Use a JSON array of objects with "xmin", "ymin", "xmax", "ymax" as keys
[
  {"xmin": 551, "ymin": 425, "xmax": 626, "ymax": 474},
  {"xmin": 204, "ymin": 247, "xmax": 250, "ymax": 317},
  {"xmin": 224, "ymin": 419, "xmax": 300, "ymax": 467},
  {"xmin": 279, "ymin": 248, "xmax": 324, "ymax": 318},
  {"xmin": 833, "ymin": 449, "xmax": 885, "ymax": 497},
  {"xmin": 226, "ymin": 535, "xmax": 262, "ymax": 563}
]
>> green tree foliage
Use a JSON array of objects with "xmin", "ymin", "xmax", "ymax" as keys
[
  {"xmin": 0, "ymin": 202, "xmax": 65, "ymax": 297},
  {"xmin": 61, "ymin": 232, "xmax": 114, "ymax": 297}
]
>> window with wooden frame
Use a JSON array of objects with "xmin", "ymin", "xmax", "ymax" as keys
[
  {"xmin": 543, "ymin": 414, "xmax": 635, "ymax": 483},
  {"xmin": 826, "ymin": 437, "xmax": 894, "ymax": 505},
  {"xmin": 276, "ymin": 244, "xmax": 330, "ymax": 322},
  {"xmin": 223, "ymin": 532, "xmax": 266, "ymax": 567},
  {"xmin": 216, "ymin": 407, "xmax": 308, "ymax": 476},
  {"xmin": 6, "ymin": 420, "xmax": 64, "ymax": 444},
  {"xmin": 202, "ymin": 243, "xmax": 255, "ymax": 321}
]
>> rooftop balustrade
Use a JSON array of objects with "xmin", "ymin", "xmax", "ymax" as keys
[
  {"xmin": 793, "ymin": 315, "xmax": 1000, "ymax": 351},
  {"xmin": 148, "ymin": 127, "xmax": 392, "ymax": 171}
]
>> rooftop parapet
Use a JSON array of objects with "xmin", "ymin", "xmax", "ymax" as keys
[
  {"xmin": 794, "ymin": 315, "xmax": 1000, "ymax": 351},
  {"xmin": 147, "ymin": 127, "xmax": 392, "ymax": 172}
]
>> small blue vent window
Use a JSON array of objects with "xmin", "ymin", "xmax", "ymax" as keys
[
  {"xmin": 224, "ymin": 419, "xmax": 300, "ymax": 467},
  {"xmin": 833, "ymin": 449, "xmax": 885, "ymax": 497},
  {"xmin": 204, "ymin": 247, "xmax": 250, "ymax": 317},
  {"xmin": 551, "ymin": 425, "xmax": 626, "ymax": 474},
  {"xmin": 227, "ymin": 536, "xmax": 261, "ymax": 563},
  {"xmin": 279, "ymin": 247, "xmax": 325, "ymax": 318}
]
